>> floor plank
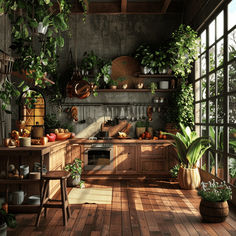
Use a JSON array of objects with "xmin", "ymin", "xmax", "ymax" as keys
[{"xmin": 7, "ymin": 179, "xmax": 236, "ymax": 236}]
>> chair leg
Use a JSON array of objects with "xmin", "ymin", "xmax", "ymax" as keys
[
  {"xmin": 64, "ymin": 178, "xmax": 71, "ymax": 218},
  {"xmin": 60, "ymin": 179, "xmax": 67, "ymax": 226},
  {"xmin": 35, "ymin": 180, "xmax": 49, "ymax": 227}
]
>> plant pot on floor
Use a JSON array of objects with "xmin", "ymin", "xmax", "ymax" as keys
[
  {"xmin": 0, "ymin": 223, "xmax": 7, "ymax": 236},
  {"xmin": 178, "ymin": 166, "xmax": 201, "ymax": 190},
  {"xmin": 199, "ymin": 199, "xmax": 229, "ymax": 223},
  {"xmin": 67, "ymin": 175, "xmax": 81, "ymax": 187}
]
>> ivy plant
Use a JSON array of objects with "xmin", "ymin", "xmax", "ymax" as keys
[
  {"xmin": 176, "ymin": 81, "xmax": 194, "ymax": 130},
  {"xmin": 168, "ymin": 24, "xmax": 200, "ymax": 79}
]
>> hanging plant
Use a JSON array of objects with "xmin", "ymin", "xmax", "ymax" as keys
[{"xmin": 168, "ymin": 24, "xmax": 200, "ymax": 79}]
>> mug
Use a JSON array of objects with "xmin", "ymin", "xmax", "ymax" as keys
[
  {"xmin": 12, "ymin": 191, "xmax": 25, "ymax": 205},
  {"xmin": 20, "ymin": 164, "xmax": 29, "ymax": 178}
]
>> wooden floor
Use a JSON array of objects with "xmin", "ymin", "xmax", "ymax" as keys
[{"xmin": 8, "ymin": 179, "xmax": 236, "ymax": 236}]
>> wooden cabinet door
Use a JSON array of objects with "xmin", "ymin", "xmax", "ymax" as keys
[
  {"xmin": 138, "ymin": 144, "xmax": 169, "ymax": 174},
  {"xmin": 116, "ymin": 145, "xmax": 137, "ymax": 173}
]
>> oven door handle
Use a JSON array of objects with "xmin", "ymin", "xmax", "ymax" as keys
[{"xmin": 84, "ymin": 148, "xmax": 112, "ymax": 154}]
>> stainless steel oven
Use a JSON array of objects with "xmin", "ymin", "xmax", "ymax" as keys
[{"xmin": 83, "ymin": 144, "xmax": 114, "ymax": 170}]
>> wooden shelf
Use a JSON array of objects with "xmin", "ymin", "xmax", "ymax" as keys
[
  {"xmin": 0, "ymin": 179, "xmax": 40, "ymax": 184},
  {"xmin": 135, "ymin": 73, "xmax": 175, "ymax": 78},
  {"xmin": 8, "ymin": 204, "xmax": 40, "ymax": 213},
  {"xmin": 97, "ymin": 89, "xmax": 176, "ymax": 92}
]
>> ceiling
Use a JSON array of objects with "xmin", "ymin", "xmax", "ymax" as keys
[{"xmin": 71, "ymin": 0, "xmax": 186, "ymax": 14}]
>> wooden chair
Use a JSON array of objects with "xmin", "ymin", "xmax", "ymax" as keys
[{"xmin": 35, "ymin": 170, "xmax": 71, "ymax": 227}]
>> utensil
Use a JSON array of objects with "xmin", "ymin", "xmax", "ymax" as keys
[
  {"xmin": 143, "ymin": 106, "xmax": 146, "ymax": 119},
  {"xmin": 79, "ymin": 106, "xmax": 85, "ymax": 124},
  {"xmin": 87, "ymin": 106, "xmax": 93, "ymax": 124}
]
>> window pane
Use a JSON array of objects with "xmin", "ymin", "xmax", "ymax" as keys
[
  {"xmin": 209, "ymin": 45, "xmax": 215, "ymax": 71},
  {"xmin": 229, "ymin": 127, "xmax": 236, "ymax": 155},
  {"xmin": 216, "ymin": 11, "xmax": 224, "ymax": 39},
  {"xmin": 216, "ymin": 39, "xmax": 224, "ymax": 67},
  {"xmin": 229, "ymin": 157, "xmax": 236, "ymax": 186},
  {"xmin": 195, "ymin": 58, "xmax": 200, "ymax": 79},
  {"xmin": 201, "ymin": 77, "xmax": 206, "ymax": 99},
  {"xmin": 228, "ymin": 28, "xmax": 236, "ymax": 61},
  {"xmin": 195, "ymin": 103, "xmax": 200, "ymax": 123},
  {"xmin": 195, "ymin": 80, "xmax": 200, "ymax": 101},
  {"xmin": 228, "ymin": 61, "xmax": 236, "ymax": 92},
  {"xmin": 201, "ymin": 30, "xmax": 206, "ymax": 53},
  {"xmin": 201, "ymin": 125, "xmax": 207, "ymax": 136},
  {"xmin": 217, "ymin": 97, "xmax": 224, "ymax": 124},
  {"xmin": 201, "ymin": 102, "xmax": 206, "ymax": 123},
  {"xmin": 217, "ymin": 152, "xmax": 224, "ymax": 179},
  {"xmin": 201, "ymin": 54, "xmax": 206, "ymax": 76},
  {"xmin": 209, "ymin": 99, "xmax": 216, "ymax": 124},
  {"xmin": 209, "ymin": 73, "xmax": 215, "ymax": 97},
  {"xmin": 210, "ymin": 150, "xmax": 216, "ymax": 175},
  {"xmin": 228, "ymin": 0, "xmax": 236, "ymax": 31},
  {"xmin": 229, "ymin": 94, "xmax": 236, "ymax": 124},
  {"xmin": 209, "ymin": 20, "xmax": 215, "ymax": 46},
  {"xmin": 217, "ymin": 69, "xmax": 224, "ymax": 95}
]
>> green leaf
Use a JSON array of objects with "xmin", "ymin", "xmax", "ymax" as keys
[
  {"xmin": 18, "ymin": 81, "xmax": 25, "ymax": 88},
  {"xmin": 56, "ymin": 36, "xmax": 64, "ymax": 47},
  {"xmin": 42, "ymin": 15, "xmax": 50, "ymax": 27}
]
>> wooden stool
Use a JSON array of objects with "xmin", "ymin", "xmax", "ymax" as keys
[{"xmin": 35, "ymin": 170, "xmax": 71, "ymax": 227}]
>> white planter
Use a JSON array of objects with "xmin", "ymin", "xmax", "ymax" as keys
[
  {"xmin": 37, "ymin": 22, "xmax": 48, "ymax": 35},
  {"xmin": 141, "ymin": 66, "xmax": 150, "ymax": 75},
  {"xmin": 159, "ymin": 81, "xmax": 169, "ymax": 89}
]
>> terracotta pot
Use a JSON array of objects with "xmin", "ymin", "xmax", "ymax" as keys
[
  {"xmin": 200, "ymin": 199, "xmax": 229, "ymax": 223},
  {"xmin": 178, "ymin": 167, "xmax": 201, "ymax": 189}
]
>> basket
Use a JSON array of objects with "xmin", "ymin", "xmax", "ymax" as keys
[{"xmin": 0, "ymin": 50, "xmax": 14, "ymax": 75}]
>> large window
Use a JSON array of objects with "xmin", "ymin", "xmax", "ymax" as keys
[{"xmin": 195, "ymin": 0, "xmax": 236, "ymax": 186}]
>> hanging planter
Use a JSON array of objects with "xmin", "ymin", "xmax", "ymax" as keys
[{"xmin": 37, "ymin": 22, "xmax": 48, "ymax": 35}]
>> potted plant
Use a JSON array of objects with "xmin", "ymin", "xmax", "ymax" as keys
[
  {"xmin": 64, "ymin": 158, "xmax": 83, "ymax": 187},
  {"xmin": 0, "ymin": 208, "xmax": 17, "ymax": 236},
  {"xmin": 164, "ymin": 123, "xmax": 211, "ymax": 189},
  {"xmin": 168, "ymin": 24, "xmax": 200, "ymax": 79},
  {"xmin": 198, "ymin": 179, "xmax": 232, "ymax": 222},
  {"xmin": 150, "ymin": 82, "xmax": 157, "ymax": 94},
  {"xmin": 134, "ymin": 44, "xmax": 153, "ymax": 74}
]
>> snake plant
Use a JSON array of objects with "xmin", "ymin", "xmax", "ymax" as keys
[{"xmin": 164, "ymin": 123, "xmax": 211, "ymax": 168}]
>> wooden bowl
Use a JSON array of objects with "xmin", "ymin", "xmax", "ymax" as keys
[{"xmin": 56, "ymin": 133, "xmax": 71, "ymax": 140}]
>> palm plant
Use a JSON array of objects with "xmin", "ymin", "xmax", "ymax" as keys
[{"xmin": 164, "ymin": 123, "xmax": 211, "ymax": 168}]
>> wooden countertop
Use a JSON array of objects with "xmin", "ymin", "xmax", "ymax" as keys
[
  {"xmin": 0, "ymin": 140, "xmax": 69, "ymax": 156},
  {"xmin": 70, "ymin": 138, "xmax": 174, "ymax": 144}
]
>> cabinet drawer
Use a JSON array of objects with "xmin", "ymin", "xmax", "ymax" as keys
[{"xmin": 140, "ymin": 144, "xmax": 167, "ymax": 156}]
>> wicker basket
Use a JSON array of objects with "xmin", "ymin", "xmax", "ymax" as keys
[{"xmin": 0, "ymin": 50, "xmax": 14, "ymax": 75}]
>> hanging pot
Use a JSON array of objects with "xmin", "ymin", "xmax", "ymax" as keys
[{"xmin": 66, "ymin": 71, "xmax": 91, "ymax": 99}]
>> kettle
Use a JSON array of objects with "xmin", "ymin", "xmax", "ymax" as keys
[{"xmin": 31, "ymin": 122, "xmax": 44, "ymax": 138}]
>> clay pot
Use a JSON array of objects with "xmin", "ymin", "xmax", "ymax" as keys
[
  {"xmin": 200, "ymin": 199, "xmax": 229, "ymax": 223},
  {"xmin": 178, "ymin": 167, "xmax": 201, "ymax": 190}
]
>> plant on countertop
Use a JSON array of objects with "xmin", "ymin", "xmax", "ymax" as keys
[
  {"xmin": 198, "ymin": 179, "xmax": 232, "ymax": 202},
  {"xmin": 168, "ymin": 24, "xmax": 200, "ymax": 79},
  {"xmin": 0, "ymin": 208, "xmax": 17, "ymax": 229}
]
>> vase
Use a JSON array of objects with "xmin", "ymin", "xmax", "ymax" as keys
[
  {"xmin": 178, "ymin": 167, "xmax": 201, "ymax": 189},
  {"xmin": 67, "ymin": 175, "xmax": 81, "ymax": 187},
  {"xmin": 199, "ymin": 199, "xmax": 229, "ymax": 223}
]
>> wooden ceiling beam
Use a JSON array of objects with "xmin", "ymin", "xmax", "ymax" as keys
[
  {"xmin": 161, "ymin": 0, "xmax": 172, "ymax": 13},
  {"xmin": 121, "ymin": 0, "xmax": 127, "ymax": 13}
]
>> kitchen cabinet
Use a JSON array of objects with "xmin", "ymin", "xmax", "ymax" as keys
[
  {"xmin": 138, "ymin": 143, "xmax": 169, "ymax": 174},
  {"xmin": 115, "ymin": 145, "xmax": 137, "ymax": 173}
]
